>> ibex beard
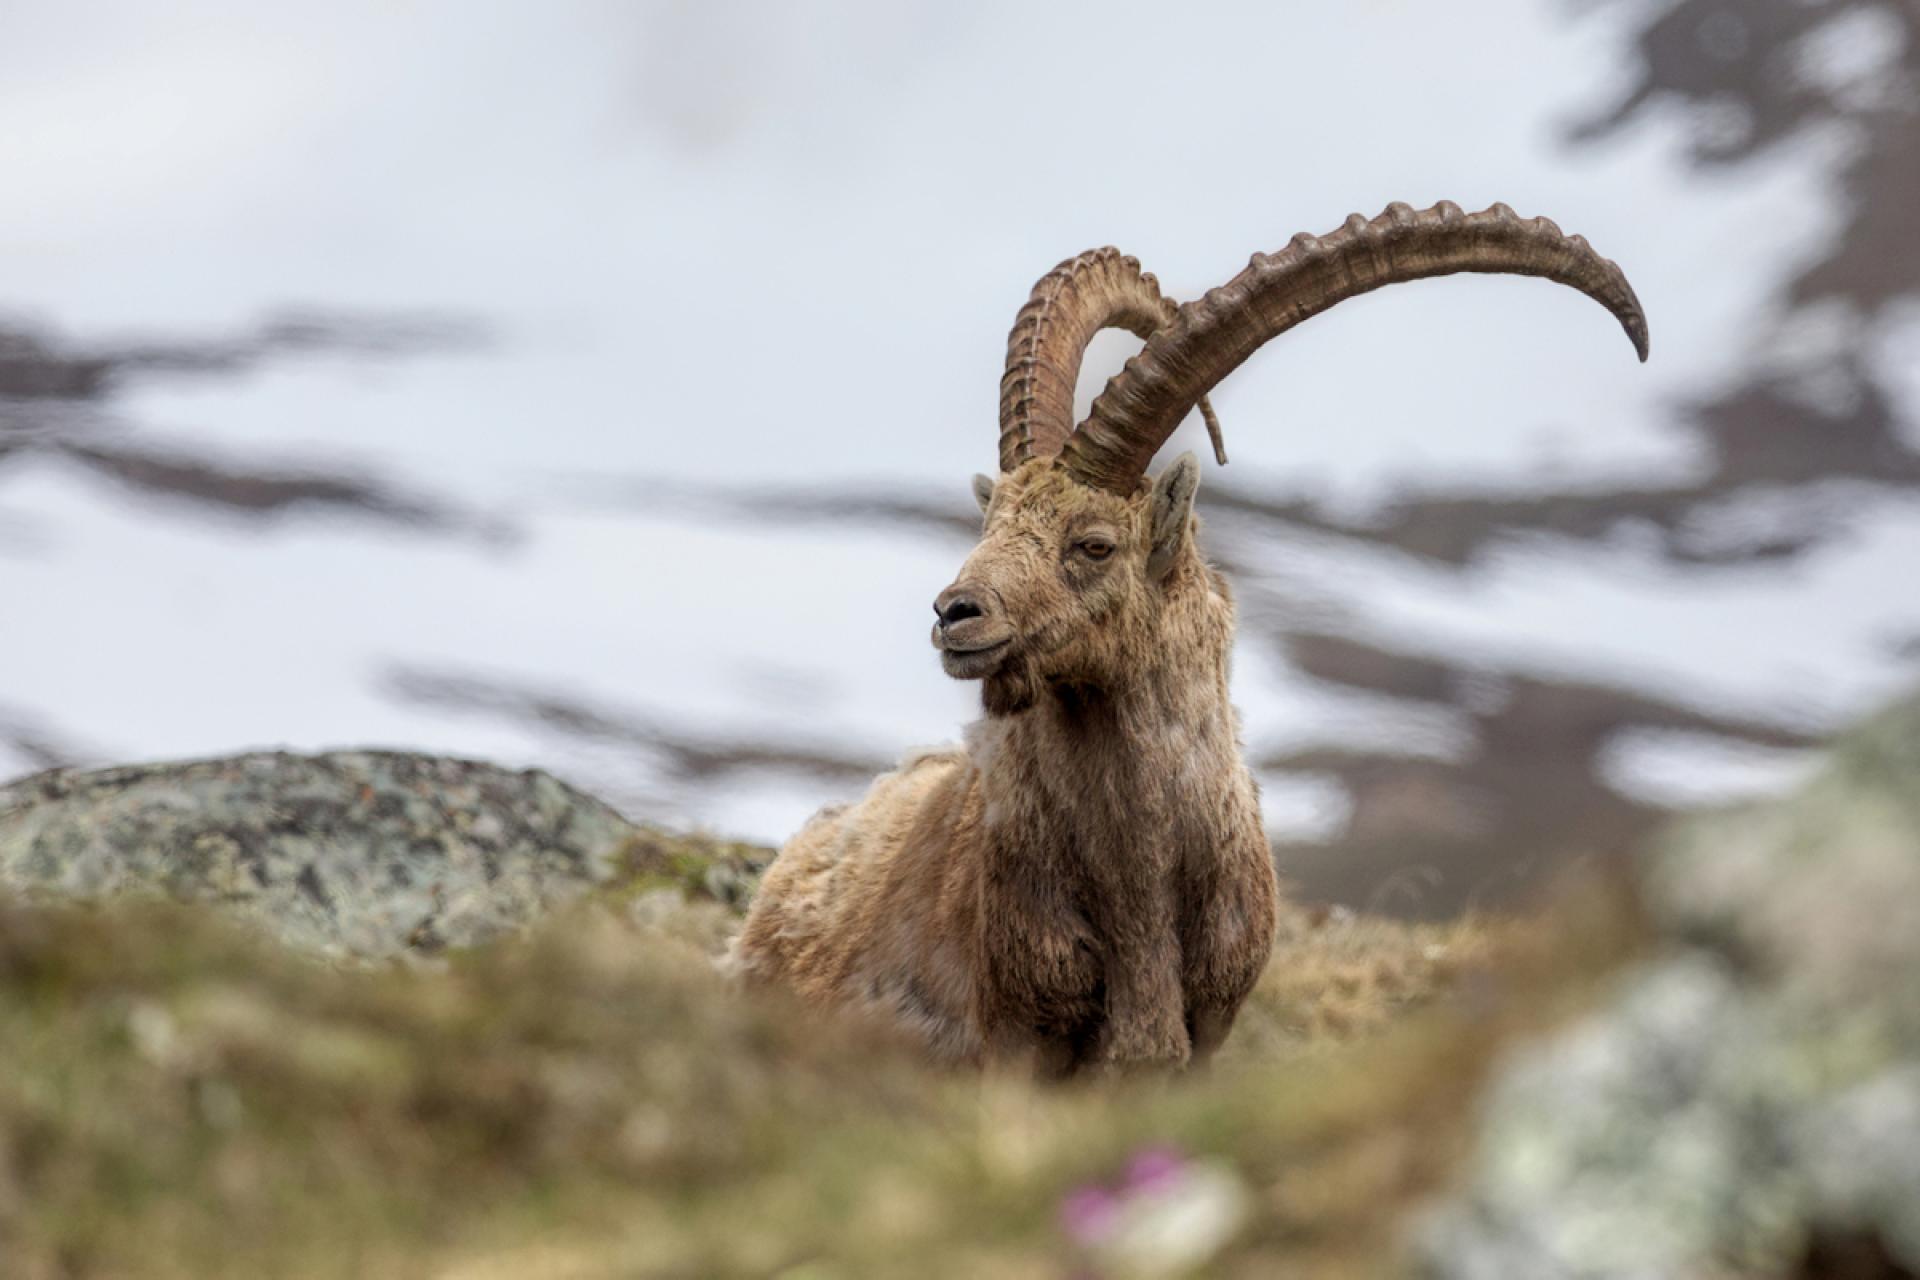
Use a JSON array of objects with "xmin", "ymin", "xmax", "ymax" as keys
[{"xmin": 731, "ymin": 201, "xmax": 1648, "ymax": 1077}]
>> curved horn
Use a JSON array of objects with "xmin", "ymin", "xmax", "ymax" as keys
[
  {"xmin": 1059, "ymin": 201, "xmax": 1649, "ymax": 494},
  {"xmin": 999, "ymin": 247, "xmax": 1225, "ymax": 474}
]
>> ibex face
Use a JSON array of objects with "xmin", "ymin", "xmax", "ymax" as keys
[{"xmin": 933, "ymin": 457, "xmax": 1205, "ymax": 716}]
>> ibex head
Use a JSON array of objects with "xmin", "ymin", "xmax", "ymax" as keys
[
  {"xmin": 935, "ymin": 452, "xmax": 1212, "ymax": 716},
  {"xmin": 933, "ymin": 202, "xmax": 1649, "ymax": 716}
]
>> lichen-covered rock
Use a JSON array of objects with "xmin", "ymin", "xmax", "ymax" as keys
[
  {"xmin": 0, "ymin": 750, "xmax": 648, "ymax": 957},
  {"xmin": 1421, "ymin": 690, "xmax": 1920, "ymax": 1277}
]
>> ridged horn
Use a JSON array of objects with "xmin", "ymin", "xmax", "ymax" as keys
[
  {"xmin": 1058, "ymin": 201, "xmax": 1649, "ymax": 494},
  {"xmin": 999, "ymin": 247, "xmax": 1224, "ymax": 474}
]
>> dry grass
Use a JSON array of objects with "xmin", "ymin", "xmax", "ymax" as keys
[{"xmin": 0, "ymin": 833, "xmax": 1642, "ymax": 1279}]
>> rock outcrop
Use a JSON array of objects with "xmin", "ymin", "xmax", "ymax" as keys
[
  {"xmin": 0, "ymin": 750, "xmax": 641, "ymax": 957},
  {"xmin": 1423, "ymin": 691, "xmax": 1920, "ymax": 1277}
]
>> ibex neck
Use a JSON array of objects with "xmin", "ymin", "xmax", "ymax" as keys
[
  {"xmin": 970, "ymin": 651, "xmax": 1242, "ymax": 846},
  {"xmin": 1041, "ymin": 660, "xmax": 1234, "ymax": 745}
]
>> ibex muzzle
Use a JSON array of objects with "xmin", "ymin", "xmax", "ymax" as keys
[{"xmin": 931, "ymin": 582, "xmax": 1007, "ymax": 679}]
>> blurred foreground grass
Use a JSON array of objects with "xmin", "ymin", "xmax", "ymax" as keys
[{"xmin": 0, "ymin": 829, "xmax": 1638, "ymax": 1279}]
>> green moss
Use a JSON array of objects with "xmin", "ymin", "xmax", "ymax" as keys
[{"xmin": 599, "ymin": 826, "xmax": 772, "ymax": 911}]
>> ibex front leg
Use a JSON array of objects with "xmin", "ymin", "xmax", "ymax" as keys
[
  {"xmin": 1182, "ymin": 826, "xmax": 1281, "ymax": 1069},
  {"xmin": 1087, "ymin": 911, "xmax": 1192, "ymax": 1072},
  {"xmin": 974, "ymin": 861, "xmax": 1107, "ymax": 1077}
]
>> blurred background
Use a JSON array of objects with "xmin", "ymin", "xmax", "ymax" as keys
[{"xmin": 2, "ymin": 0, "xmax": 1916, "ymax": 916}]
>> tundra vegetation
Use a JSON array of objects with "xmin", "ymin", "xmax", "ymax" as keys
[
  {"xmin": 734, "ymin": 201, "xmax": 1648, "ymax": 1075},
  {"xmin": 0, "ymin": 792, "xmax": 1607, "ymax": 1279},
  {"xmin": 3, "ymin": 668, "xmax": 1918, "ymax": 1279}
]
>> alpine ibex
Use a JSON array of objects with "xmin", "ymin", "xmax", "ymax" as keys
[{"xmin": 733, "ymin": 202, "xmax": 1648, "ymax": 1075}]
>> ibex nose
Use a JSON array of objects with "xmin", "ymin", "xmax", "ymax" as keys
[{"xmin": 933, "ymin": 586, "xmax": 987, "ymax": 629}]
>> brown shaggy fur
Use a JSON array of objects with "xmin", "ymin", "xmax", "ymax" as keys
[{"xmin": 732, "ymin": 456, "xmax": 1279, "ymax": 1075}]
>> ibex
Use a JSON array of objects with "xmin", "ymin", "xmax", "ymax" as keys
[{"xmin": 733, "ymin": 202, "xmax": 1647, "ymax": 1075}]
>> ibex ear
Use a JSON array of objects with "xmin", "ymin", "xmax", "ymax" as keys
[
  {"xmin": 1147, "ymin": 452, "xmax": 1200, "ymax": 582},
  {"xmin": 970, "ymin": 473, "xmax": 996, "ymax": 517}
]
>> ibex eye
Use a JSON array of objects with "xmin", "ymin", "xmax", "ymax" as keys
[{"xmin": 1078, "ymin": 538, "xmax": 1114, "ymax": 560}]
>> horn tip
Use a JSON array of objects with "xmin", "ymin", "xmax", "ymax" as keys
[{"xmin": 1628, "ymin": 321, "xmax": 1650, "ymax": 362}]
